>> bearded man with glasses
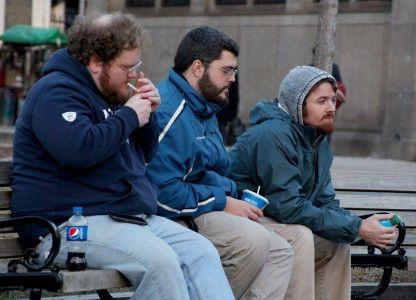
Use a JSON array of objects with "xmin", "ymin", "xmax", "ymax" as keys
[{"xmin": 146, "ymin": 26, "xmax": 294, "ymax": 300}]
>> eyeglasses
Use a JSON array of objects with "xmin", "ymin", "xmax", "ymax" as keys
[
  {"xmin": 208, "ymin": 63, "xmax": 238, "ymax": 78},
  {"xmin": 115, "ymin": 60, "xmax": 143, "ymax": 74}
]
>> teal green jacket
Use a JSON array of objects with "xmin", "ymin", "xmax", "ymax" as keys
[{"xmin": 228, "ymin": 100, "xmax": 362, "ymax": 243}]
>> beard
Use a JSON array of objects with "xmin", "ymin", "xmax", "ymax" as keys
[
  {"xmin": 99, "ymin": 64, "xmax": 131, "ymax": 105},
  {"xmin": 303, "ymin": 108, "xmax": 335, "ymax": 134},
  {"xmin": 317, "ymin": 114, "xmax": 335, "ymax": 133},
  {"xmin": 198, "ymin": 70, "xmax": 230, "ymax": 107}
]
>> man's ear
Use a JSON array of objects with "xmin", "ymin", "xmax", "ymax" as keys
[
  {"xmin": 88, "ymin": 55, "xmax": 103, "ymax": 74},
  {"xmin": 190, "ymin": 59, "xmax": 205, "ymax": 78}
]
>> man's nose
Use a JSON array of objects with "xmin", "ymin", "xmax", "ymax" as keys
[
  {"xmin": 328, "ymin": 99, "xmax": 336, "ymax": 112},
  {"xmin": 128, "ymin": 72, "xmax": 138, "ymax": 80},
  {"xmin": 228, "ymin": 73, "xmax": 236, "ymax": 83}
]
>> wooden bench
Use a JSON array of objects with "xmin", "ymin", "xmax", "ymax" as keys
[
  {"xmin": 331, "ymin": 157, "xmax": 416, "ymax": 298},
  {"xmin": 1, "ymin": 156, "xmax": 415, "ymax": 298},
  {"xmin": 0, "ymin": 160, "xmax": 131, "ymax": 299}
]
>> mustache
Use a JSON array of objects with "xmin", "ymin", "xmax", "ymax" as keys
[
  {"xmin": 215, "ymin": 86, "xmax": 230, "ymax": 96},
  {"xmin": 321, "ymin": 113, "xmax": 335, "ymax": 120}
]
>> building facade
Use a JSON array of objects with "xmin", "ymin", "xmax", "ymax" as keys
[
  {"xmin": 86, "ymin": 0, "xmax": 415, "ymax": 161},
  {"xmin": 4, "ymin": 0, "xmax": 416, "ymax": 161}
]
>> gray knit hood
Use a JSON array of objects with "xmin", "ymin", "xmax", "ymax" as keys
[{"xmin": 277, "ymin": 66, "xmax": 336, "ymax": 125}]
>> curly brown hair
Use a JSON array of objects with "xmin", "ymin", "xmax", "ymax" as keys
[{"xmin": 67, "ymin": 13, "xmax": 147, "ymax": 66}]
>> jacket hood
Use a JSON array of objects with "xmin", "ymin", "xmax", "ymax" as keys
[
  {"xmin": 42, "ymin": 48, "xmax": 101, "ymax": 96},
  {"xmin": 249, "ymin": 99, "xmax": 287, "ymax": 126},
  {"xmin": 168, "ymin": 68, "xmax": 221, "ymax": 118},
  {"xmin": 277, "ymin": 65, "xmax": 336, "ymax": 125}
]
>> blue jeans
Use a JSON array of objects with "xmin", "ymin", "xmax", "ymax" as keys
[{"xmin": 39, "ymin": 215, "xmax": 234, "ymax": 300}]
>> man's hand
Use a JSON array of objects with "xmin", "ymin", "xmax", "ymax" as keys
[
  {"xmin": 135, "ymin": 72, "xmax": 160, "ymax": 112},
  {"xmin": 224, "ymin": 196, "xmax": 263, "ymax": 222},
  {"xmin": 125, "ymin": 94, "xmax": 152, "ymax": 127},
  {"xmin": 358, "ymin": 213, "xmax": 397, "ymax": 249}
]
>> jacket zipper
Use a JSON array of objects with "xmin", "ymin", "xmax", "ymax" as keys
[{"xmin": 312, "ymin": 134, "xmax": 323, "ymax": 191}]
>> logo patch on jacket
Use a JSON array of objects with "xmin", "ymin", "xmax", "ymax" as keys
[{"xmin": 62, "ymin": 112, "xmax": 77, "ymax": 122}]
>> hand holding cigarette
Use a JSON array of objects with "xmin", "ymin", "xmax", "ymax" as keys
[{"xmin": 128, "ymin": 72, "xmax": 160, "ymax": 112}]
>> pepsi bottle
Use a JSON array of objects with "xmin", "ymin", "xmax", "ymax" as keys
[{"xmin": 66, "ymin": 206, "xmax": 88, "ymax": 271}]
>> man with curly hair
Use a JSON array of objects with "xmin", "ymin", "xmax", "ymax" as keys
[{"xmin": 11, "ymin": 13, "xmax": 234, "ymax": 299}]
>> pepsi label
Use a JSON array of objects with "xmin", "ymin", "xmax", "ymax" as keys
[{"xmin": 66, "ymin": 226, "xmax": 88, "ymax": 241}]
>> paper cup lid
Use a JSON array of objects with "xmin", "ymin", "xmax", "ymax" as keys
[{"xmin": 243, "ymin": 189, "xmax": 269, "ymax": 204}]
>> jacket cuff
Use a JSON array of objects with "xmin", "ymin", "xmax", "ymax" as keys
[
  {"xmin": 351, "ymin": 215, "xmax": 363, "ymax": 241},
  {"xmin": 116, "ymin": 106, "xmax": 140, "ymax": 134},
  {"xmin": 212, "ymin": 187, "xmax": 227, "ymax": 211},
  {"xmin": 229, "ymin": 179, "xmax": 238, "ymax": 198}
]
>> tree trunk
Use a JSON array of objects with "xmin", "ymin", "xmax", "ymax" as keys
[{"xmin": 313, "ymin": 0, "xmax": 338, "ymax": 74}]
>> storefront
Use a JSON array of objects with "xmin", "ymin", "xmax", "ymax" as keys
[{"xmin": 0, "ymin": 24, "xmax": 67, "ymax": 125}]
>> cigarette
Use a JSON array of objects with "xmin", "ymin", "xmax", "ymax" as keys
[{"xmin": 127, "ymin": 82, "xmax": 139, "ymax": 92}]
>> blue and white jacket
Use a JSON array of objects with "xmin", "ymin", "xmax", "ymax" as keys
[
  {"xmin": 146, "ymin": 69, "xmax": 237, "ymax": 219},
  {"xmin": 11, "ymin": 49, "xmax": 159, "ymax": 241}
]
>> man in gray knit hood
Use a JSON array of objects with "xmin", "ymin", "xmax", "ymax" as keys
[
  {"xmin": 229, "ymin": 66, "xmax": 396, "ymax": 300},
  {"xmin": 278, "ymin": 65, "xmax": 336, "ymax": 126}
]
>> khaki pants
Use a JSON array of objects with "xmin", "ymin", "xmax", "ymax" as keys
[
  {"xmin": 178, "ymin": 211, "xmax": 294, "ymax": 300},
  {"xmin": 259, "ymin": 217, "xmax": 351, "ymax": 300}
]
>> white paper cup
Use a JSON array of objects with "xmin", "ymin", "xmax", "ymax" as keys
[{"xmin": 242, "ymin": 189, "xmax": 269, "ymax": 210}]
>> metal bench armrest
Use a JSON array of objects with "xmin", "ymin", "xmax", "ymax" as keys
[
  {"xmin": 0, "ymin": 216, "xmax": 61, "ymax": 271},
  {"xmin": 351, "ymin": 212, "xmax": 408, "ymax": 299}
]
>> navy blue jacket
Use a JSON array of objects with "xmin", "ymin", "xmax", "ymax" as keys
[
  {"xmin": 146, "ymin": 69, "xmax": 237, "ymax": 219},
  {"xmin": 11, "ymin": 49, "xmax": 159, "ymax": 241}
]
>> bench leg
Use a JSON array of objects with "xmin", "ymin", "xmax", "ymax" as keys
[
  {"xmin": 97, "ymin": 289, "xmax": 115, "ymax": 300},
  {"xmin": 352, "ymin": 267, "xmax": 393, "ymax": 299},
  {"xmin": 29, "ymin": 289, "xmax": 42, "ymax": 300}
]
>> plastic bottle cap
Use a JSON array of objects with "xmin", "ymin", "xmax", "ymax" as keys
[
  {"xmin": 390, "ymin": 214, "xmax": 401, "ymax": 226},
  {"xmin": 379, "ymin": 214, "xmax": 401, "ymax": 227},
  {"xmin": 73, "ymin": 207, "xmax": 83, "ymax": 214}
]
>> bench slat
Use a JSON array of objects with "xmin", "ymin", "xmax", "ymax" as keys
[
  {"xmin": 3, "ymin": 192, "xmax": 415, "ymax": 210},
  {"xmin": 332, "ymin": 170, "xmax": 416, "ymax": 192},
  {"xmin": 0, "ymin": 214, "xmax": 15, "ymax": 233},
  {"xmin": 61, "ymin": 269, "xmax": 130, "ymax": 292},
  {"xmin": 0, "ymin": 238, "xmax": 24, "ymax": 258},
  {"xmin": 338, "ymin": 191, "xmax": 416, "ymax": 210},
  {"xmin": 0, "ymin": 161, "xmax": 11, "ymax": 187},
  {"xmin": 316, "ymin": 231, "xmax": 415, "ymax": 248},
  {"xmin": 0, "ymin": 189, "xmax": 11, "ymax": 210},
  {"xmin": 398, "ymin": 232, "xmax": 415, "ymax": 247},
  {"xmin": 344, "ymin": 210, "xmax": 416, "ymax": 228},
  {"xmin": 351, "ymin": 247, "xmax": 416, "ymax": 255}
]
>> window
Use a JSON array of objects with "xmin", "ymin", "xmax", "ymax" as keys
[
  {"xmin": 126, "ymin": 0, "xmax": 155, "ymax": 7},
  {"xmin": 163, "ymin": 0, "xmax": 190, "ymax": 6},
  {"xmin": 162, "ymin": 0, "xmax": 191, "ymax": 6},
  {"xmin": 216, "ymin": 0, "xmax": 247, "ymax": 5},
  {"xmin": 254, "ymin": 0, "xmax": 285, "ymax": 4},
  {"xmin": 313, "ymin": 0, "xmax": 391, "ymax": 2}
]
